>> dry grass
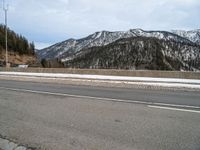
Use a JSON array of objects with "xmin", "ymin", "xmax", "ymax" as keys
[{"xmin": 0, "ymin": 51, "xmax": 36, "ymax": 65}]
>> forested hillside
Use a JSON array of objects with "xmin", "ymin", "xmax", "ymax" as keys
[
  {"xmin": 0, "ymin": 24, "xmax": 35, "ymax": 55},
  {"xmin": 64, "ymin": 37, "xmax": 200, "ymax": 71}
]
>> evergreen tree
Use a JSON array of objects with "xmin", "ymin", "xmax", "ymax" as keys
[{"xmin": 0, "ymin": 24, "xmax": 35, "ymax": 55}]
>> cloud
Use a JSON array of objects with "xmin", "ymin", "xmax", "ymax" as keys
[{"xmin": 0, "ymin": 0, "xmax": 199, "ymax": 49}]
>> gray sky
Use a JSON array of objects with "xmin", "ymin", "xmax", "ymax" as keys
[{"xmin": 0, "ymin": 0, "xmax": 200, "ymax": 49}]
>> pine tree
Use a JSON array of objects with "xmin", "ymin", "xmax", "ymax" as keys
[{"xmin": 0, "ymin": 24, "xmax": 35, "ymax": 55}]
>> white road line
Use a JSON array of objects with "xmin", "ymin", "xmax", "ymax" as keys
[
  {"xmin": 0, "ymin": 86, "xmax": 200, "ymax": 110},
  {"xmin": 148, "ymin": 105, "xmax": 200, "ymax": 114}
]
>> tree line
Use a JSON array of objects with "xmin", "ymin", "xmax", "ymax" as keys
[{"xmin": 0, "ymin": 24, "xmax": 35, "ymax": 55}]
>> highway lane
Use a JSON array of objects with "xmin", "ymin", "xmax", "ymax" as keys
[
  {"xmin": 0, "ymin": 79, "xmax": 200, "ymax": 108},
  {"xmin": 0, "ymin": 81, "xmax": 200, "ymax": 150}
]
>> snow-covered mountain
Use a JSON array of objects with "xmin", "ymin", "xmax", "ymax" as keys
[
  {"xmin": 37, "ymin": 28, "xmax": 200, "ymax": 71},
  {"xmin": 64, "ymin": 37, "xmax": 200, "ymax": 71},
  {"xmin": 37, "ymin": 31, "xmax": 134, "ymax": 60},
  {"xmin": 37, "ymin": 29, "xmax": 196, "ymax": 60},
  {"xmin": 172, "ymin": 29, "xmax": 200, "ymax": 44}
]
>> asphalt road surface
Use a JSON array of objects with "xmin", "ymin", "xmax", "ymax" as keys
[{"xmin": 0, "ymin": 79, "xmax": 200, "ymax": 150}]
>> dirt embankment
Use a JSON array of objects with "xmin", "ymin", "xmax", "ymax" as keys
[{"xmin": 0, "ymin": 50, "xmax": 36, "ymax": 65}]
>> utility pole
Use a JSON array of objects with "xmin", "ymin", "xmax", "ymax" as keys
[{"xmin": 3, "ymin": 0, "xmax": 8, "ymax": 68}]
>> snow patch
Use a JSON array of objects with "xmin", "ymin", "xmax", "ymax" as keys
[{"xmin": 0, "ymin": 72, "xmax": 200, "ymax": 86}]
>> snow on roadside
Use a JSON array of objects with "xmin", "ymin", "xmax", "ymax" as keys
[{"xmin": 0, "ymin": 72, "xmax": 200, "ymax": 84}]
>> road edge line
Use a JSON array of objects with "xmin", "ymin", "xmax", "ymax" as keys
[{"xmin": 0, "ymin": 86, "xmax": 200, "ymax": 110}]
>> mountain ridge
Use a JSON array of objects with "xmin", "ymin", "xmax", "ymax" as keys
[
  {"xmin": 172, "ymin": 29, "xmax": 200, "ymax": 44},
  {"xmin": 37, "ymin": 28, "xmax": 199, "ymax": 61},
  {"xmin": 37, "ymin": 28, "xmax": 200, "ymax": 71}
]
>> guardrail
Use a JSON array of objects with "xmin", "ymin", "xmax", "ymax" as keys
[{"xmin": 0, "ymin": 67, "xmax": 200, "ymax": 79}]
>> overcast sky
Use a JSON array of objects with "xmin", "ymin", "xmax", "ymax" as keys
[{"xmin": 0, "ymin": 0, "xmax": 199, "ymax": 49}]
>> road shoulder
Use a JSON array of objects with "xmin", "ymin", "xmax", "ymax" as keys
[{"xmin": 0, "ymin": 75, "xmax": 200, "ymax": 92}]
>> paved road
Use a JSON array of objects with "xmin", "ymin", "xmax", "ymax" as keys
[
  {"xmin": 0, "ymin": 79, "xmax": 200, "ymax": 150},
  {"xmin": 0, "ymin": 80, "xmax": 200, "ymax": 107}
]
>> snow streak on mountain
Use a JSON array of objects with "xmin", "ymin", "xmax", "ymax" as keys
[{"xmin": 172, "ymin": 29, "xmax": 200, "ymax": 44}]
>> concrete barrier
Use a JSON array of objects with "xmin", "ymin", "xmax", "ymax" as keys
[{"xmin": 0, "ymin": 67, "xmax": 200, "ymax": 79}]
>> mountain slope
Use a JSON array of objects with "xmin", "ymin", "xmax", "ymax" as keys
[
  {"xmin": 0, "ymin": 24, "xmax": 36, "ymax": 65},
  {"xmin": 37, "ymin": 31, "xmax": 134, "ymax": 60},
  {"xmin": 172, "ymin": 29, "xmax": 200, "ymax": 45},
  {"xmin": 0, "ymin": 51, "xmax": 36, "ymax": 66},
  {"xmin": 38, "ymin": 29, "xmax": 194, "ymax": 60},
  {"xmin": 64, "ymin": 37, "xmax": 200, "ymax": 71}
]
